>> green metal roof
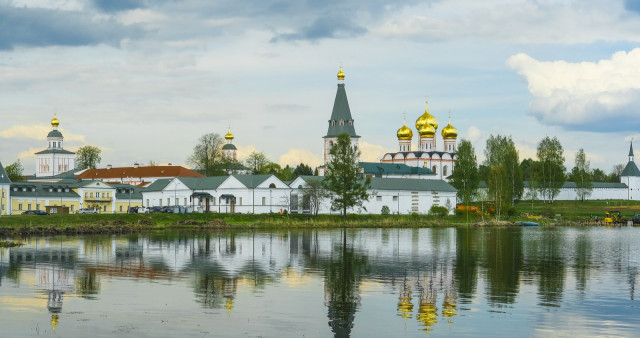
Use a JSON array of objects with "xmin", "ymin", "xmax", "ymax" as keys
[
  {"xmin": 145, "ymin": 179, "xmax": 172, "ymax": 192},
  {"xmin": 0, "ymin": 161, "xmax": 11, "ymax": 184},
  {"xmin": 522, "ymin": 181, "xmax": 629, "ymax": 188},
  {"xmin": 34, "ymin": 148, "xmax": 75, "ymax": 155},
  {"xmin": 621, "ymin": 161, "xmax": 640, "ymax": 177},
  {"xmin": 233, "ymin": 174, "xmax": 273, "ymax": 188},
  {"xmin": 177, "ymin": 176, "xmax": 227, "ymax": 190},
  {"xmin": 324, "ymin": 83, "xmax": 359, "ymax": 138},
  {"xmin": 630, "ymin": 142, "xmax": 635, "ymax": 157},
  {"xmin": 222, "ymin": 144, "xmax": 237, "ymax": 150},
  {"xmin": 111, "ymin": 183, "xmax": 143, "ymax": 200},
  {"xmin": 9, "ymin": 182, "xmax": 80, "ymax": 198},
  {"xmin": 47, "ymin": 130, "xmax": 63, "ymax": 138},
  {"xmin": 359, "ymin": 162, "xmax": 436, "ymax": 176}
]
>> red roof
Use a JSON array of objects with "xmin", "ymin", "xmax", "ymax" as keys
[{"xmin": 76, "ymin": 165, "xmax": 203, "ymax": 180}]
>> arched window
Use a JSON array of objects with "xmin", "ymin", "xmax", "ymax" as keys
[
  {"xmin": 269, "ymin": 183, "xmax": 276, "ymax": 188},
  {"xmin": 443, "ymin": 165, "xmax": 448, "ymax": 177},
  {"xmin": 432, "ymin": 165, "xmax": 437, "ymax": 174}
]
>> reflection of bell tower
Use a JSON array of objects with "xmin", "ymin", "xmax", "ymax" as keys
[{"xmin": 442, "ymin": 287, "xmax": 457, "ymax": 323}]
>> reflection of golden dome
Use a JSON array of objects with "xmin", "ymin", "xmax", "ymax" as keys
[
  {"xmin": 418, "ymin": 123, "xmax": 436, "ymax": 137},
  {"xmin": 225, "ymin": 128, "xmax": 234, "ymax": 140},
  {"xmin": 51, "ymin": 115, "xmax": 59, "ymax": 128},
  {"xmin": 442, "ymin": 292, "xmax": 457, "ymax": 320},
  {"xmin": 337, "ymin": 67, "xmax": 345, "ymax": 80},
  {"xmin": 397, "ymin": 122, "xmax": 413, "ymax": 140},
  {"xmin": 417, "ymin": 300, "xmax": 438, "ymax": 332},
  {"xmin": 415, "ymin": 101, "xmax": 438, "ymax": 132},
  {"xmin": 51, "ymin": 314, "xmax": 59, "ymax": 331},
  {"xmin": 441, "ymin": 119, "xmax": 457, "ymax": 139}
]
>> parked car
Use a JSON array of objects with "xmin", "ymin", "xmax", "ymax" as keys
[
  {"xmin": 22, "ymin": 210, "xmax": 49, "ymax": 215},
  {"xmin": 149, "ymin": 206, "xmax": 163, "ymax": 213},
  {"xmin": 137, "ymin": 207, "xmax": 150, "ymax": 213},
  {"xmin": 128, "ymin": 206, "xmax": 139, "ymax": 214},
  {"xmin": 77, "ymin": 208, "xmax": 99, "ymax": 214}
]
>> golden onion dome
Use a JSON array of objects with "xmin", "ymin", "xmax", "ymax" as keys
[
  {"xmin": 397, "ymin": 122, "xmax": 413, "ymax": 140},
  {"xmin": 441, "ymin": 121, "xmax": 458, "ymax": 139},
  {"xmin": 51, "ymin": 115, "xmax": 59, "ymax": 128},
  {"xmin": 225, "ymin": 128, "xmax": 234, "ymax": 140},
  {"xmin": 418, "ymin": 122, "xmax": 436, "ymax": 137},
  {"xmin": 337, "ymin": 67, "xmax": 345, "ymax": 80},
  {"xmin": 415, "ymin": 101, "xmax": 438, "ymax": 132}
]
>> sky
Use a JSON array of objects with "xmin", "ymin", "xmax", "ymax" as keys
[{"xmin": 2, "ymin": 0, "xmax": 640, "ymax": 174}]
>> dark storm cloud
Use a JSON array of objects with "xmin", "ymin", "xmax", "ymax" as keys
[
  {"xmin": 0, "ymin": 5, "xmax": 144, "ymax": 50},
  {"xmin": 92, "ymin": 0, "xmax": 147, "ymax": 13},
  {"xmin": 625, "ymin": 0, "xmax": 640, "ymax": 13}
]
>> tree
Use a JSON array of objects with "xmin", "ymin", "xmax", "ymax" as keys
[
  {"xmin": 278, "ymin": 165, "xmax": 295, "ymax": 181},
  {"xmin": 76, "ymin": 145, "xmax": 102, "ymax": 170},
  {"xmin": 304, "ymin": 178, "xmax": 329, "ymax": 217},
  {"xmin": 5, "ymin": 159, "xmax": 24, "ymax": 181},
  {"xmin": 534, "ymin": 136, "xmax": 565, "ymax": 203},
  {"xmin": 609, "ymin": 163, "xmax": 625, "ymax": 182},
  {"xmin": 484, "ymin": 135, "xmax": 523, "ymax": 217},
  {"xmin": 571, "ymin": 149, "xmax": 593, "ymax": 202},
  {"xmin": 188, "ymin": 133, "xmax": 225, "ymax": 176},
  {"xmin": 520, "ymin": 158, "xmax": 535, "ymax": 182},
  {"xmin": 260, "ymin": 162, "xmax": 282, "ymax": 176},
  {"xmin": 294, "ymin": 163, "xmax": 314, "ymax": 176},
  {"xmin": 245, "ymin": 151, "xmax": 269, "ymax": 174},
  {"xmin": 591, "ymin": 168, "xmax": 607, "ymax": 182},
  {"xmin": 450, "ymin": 139, "xmax": 479, "ymax": 222},
  {"xmin": 322, "ymin": 134, "xmax": 371, "ymax": 220}
]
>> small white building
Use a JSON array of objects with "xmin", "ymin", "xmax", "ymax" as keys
[
  {"xmin": 142, "ymin": 175, "xmax": 292, "ymax": 213},
  {"xmin": 0, "ymin": 161, "xmax": 11, "ymax": 216},
  {"xmin": 289, "ymin": 176, "xmax": 457, "ymax": 215},
  {"xmin": 35, "ymin": 116, "xmax": 75, "ymax": 178}
]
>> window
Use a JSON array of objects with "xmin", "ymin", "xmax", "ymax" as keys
[
  {"xmin": 376, "ymin": 196, "xmax": 382, "ymax": 201},
  {"xmin": 85, "ymin": 192, "xmax": 88, "ymax": 198},
  {"xmin": 70, "ymin": 205, "xmax": 74, "ymax": 212},
  {"xmin": 167, "ymin": 198, "xmax": 170, "ymax": 206},
  {"xmin": 175, "ymin": 198, "xmax": 179, "ymax": 206},
  {"xmin": 212, "ymin": 198, "xmax": 216, "ymax": 206},
  {"xmin": 159, "ymin": 199, "xmax": 162, "ymax": 206},
  {"xmin": 28, "ymin": 204, "xmax": 31, "ymax": 210},
  {"xmin": 269, "ymin": 183, "xmax": 276, "ymax": 188},
  {"xmin": 90, "ymin": 192, "xmax": 94, "ymax": 198},
  {"xmin": 119, "ymin": 205, "xmax": 123, "ymax": 212},
  {"xmin": 239, "ymin": 197, "xmax": 243, "ymax": 205},
  {"xmin": 103, "ymin": 206, "xmax": 107, "ymax": 212},
  {"xmin": 18, "ymin": 204, "xmax": 22, "ymax": 211},
  {"xmin": 262, "ymin": 197, "xmax": 266, "ymax": 205},
  {"xmin": 432, "ymin": 165, "xmax": 437, "ymax": 174},
  {"xmin": 443, "ymin": 166, "xmax": 448, "ymax": 177},
  {"xmin": 146, "ymin": 199, "xmax": 149, "ymax": 206},
  {"xmin": 393, "ymin": 196, "xmax": 398, "ymax": 202},
  {"xmin": 184, "ymin": 197, "xmax": 187, "ymax": 205}
]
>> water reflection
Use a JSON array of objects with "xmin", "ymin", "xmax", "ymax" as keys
[{"xmin": 1, "ymin": 227, "xmax": 640, "ymax": 337}]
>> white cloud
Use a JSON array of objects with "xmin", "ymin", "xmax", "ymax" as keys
[
  {"xmin": 0, "ymin": 125, "xmax": 86, "ymax": 143},
  {"xmin": 359, "ymin": 141, "xmax": 395, "ymax": 162},
  {"xmin": 507, "ymin": 48, "xmax": 640, "ymax": 131},
  {"xmin": 374, "ymin": 0, "xmax": 640, "ymax": 44},
  {"xmin": 466, "ymin": 126, "xmax": 482, "ymax": 144},
  {"xmin": 235, "ymin": 144, "xmax": 258, "ymax": 162},
  {"xmin": 279, "ymin": 148, "xmax": 322, "ymax": 168}
]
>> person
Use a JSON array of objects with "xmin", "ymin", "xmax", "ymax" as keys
[{"xmin": 595, "ymin": 215, "xmax": 599, "ymax": 224}]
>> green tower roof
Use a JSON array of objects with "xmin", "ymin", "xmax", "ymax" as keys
[{"xmin": 324, "ymin": 80, "xmax": 359, "ymax": 138}]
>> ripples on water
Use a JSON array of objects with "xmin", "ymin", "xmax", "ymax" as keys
[{"xmin": 1, "ymin": 227, "xmax": 640, "ymax": 337}]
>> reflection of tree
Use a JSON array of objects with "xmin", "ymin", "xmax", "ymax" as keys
[
  {"xmin": 536, "ymin": 228, "xmax": 565, "ymax": 306},
  {"xmin": 193, "ymin": 274, "xmax": 238, "ymax": 309},
  {"xmin": 485, "ymin": 228, "xmax": 523, "ymax": 305},
  {"xmin": 74, "ymin": 268, "xmax": 101, "ymax": 299},
  {"xmin": 454, "ymin": 228, "xmax": 479, "ymax": 301},
  {"xmin": 324, "ymin": 229, "xmax": 369, "ymax": 338},
  {"xmin": 573, "ymin": 231, "xmax": 591, "ymax": 292}
]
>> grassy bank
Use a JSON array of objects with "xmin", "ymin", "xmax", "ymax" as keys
[{"xmin": 1, "ymin": 199, "xmax": 639, "ymax": 236}]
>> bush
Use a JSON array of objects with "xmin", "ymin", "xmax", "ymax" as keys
[
  {"xmin": 507, "ymin": 207, "xmax": 517, "ymax": 217},
  {"xmin": 381, "ymin": 205, "xmax": 390, "ymax": 215},
  {"xmin": 429, "ymin": 206, "xmax": 449, "ymax": 218}
]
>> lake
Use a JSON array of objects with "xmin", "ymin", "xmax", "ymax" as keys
[{"xmin": 1, "ymin": 226, "xmax": 640, "ymax": 337}]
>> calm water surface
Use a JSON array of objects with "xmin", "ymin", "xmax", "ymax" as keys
[{"xmin": 1, "ymin": 227, "xmax": 640, "ymax": 337}]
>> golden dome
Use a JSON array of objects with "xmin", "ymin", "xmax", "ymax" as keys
[
  {"xmin": 418, "ymin": 122, "xmax": 436, "ymax": 137},
  {"xmin": 51, "ymin": 115, "xmax": 59, "ymax": 128},
  {"xmin": 337, "ymin": 67, "xmax": 345, "ymax": 80},
  {"xmin": 441, "ymin": 120, "xmax": 458, "ymax": 139},
  {"xmin": 397, "ymin": 122, "xmax": 413, "ymax": 140},
  {"xmin": 225, "ymin": 128, "xmax": 234, "ymax": 140},
  {"xmin": 415, "ymin": 101, "xmax": 438, "ymax": 132}
]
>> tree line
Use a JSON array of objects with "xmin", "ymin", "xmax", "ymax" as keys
[{"xmin": 451, "ymin": 135, "xmax": 625, "ymax": 217}]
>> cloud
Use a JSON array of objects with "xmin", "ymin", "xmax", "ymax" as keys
[
  {"xmin": 466, "ymin": 126, "xmax": 482, "ymax": 144},
  {"xmin": 235, "ymin": 144, "xmax": 258, "ymax": 162},
  {"xmin": 0, "ymin": 4, "xmax": 144, "ymax": 50},
  {"xmin": 359, "ymin": 142, "xmax": 395, "ymax": 162},
  {"xmin": 507, "ymin": 49, "xmax": 640, "ymax": 132},
  {"xmin": 0, "ymin": 125, "xmax": 86, "ymax": 143},
  {"xmin": 271, "ymin": 16, "xmax": 367, "ymax": 42},
  {"xmin": 279, "ymin": 148, "xmax": 322, "ymax": 168},
  {"xmin": 92, "ymin": 0, "xmax": 146, "ymax": 13}
]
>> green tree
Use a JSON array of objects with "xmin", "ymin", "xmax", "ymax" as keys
[
  {"xmin": 322, "ymin": 134, "xmax": 371, "ymax": 220},
  {"xmin": 591, "ymin": 168, "xmax": 607, "ymax": 182},
  {"xmin": 293, "ymin": 163, "xmax": 314, "ymax": 176},
  {"xmin": 303, "ymin": 178, "xmax": 329, "ymax": 217},
  {"xmin": 534, "ymin": 136, "xmax": 565, "ymax": 203},
  {"xmin": 278, "ymin": 165, "xmax": 295, "ymax": 181},
  {"xmin": 188, "ymin": 133, "xmax": 225, "ymax": 176},
  {"xmin": 608, "ymin": 163, "xmax": 625, "ymax": 182},
  {"xmin": 245, "ymin": 151, "xmax": 269, "ymax": 174},
  {"xmin": 570, "ymin": 149, "xmax": 592, "ymax": 202},
  {"xmin": 484, "ymin": 135, "xmax": 523, "ymax": 217},
  {"xmin": 76, "ymin": 145, "xmax": 102, "ymax": 170},
  {"xmin": 450, "ymin": 139, "xmax": 479, "ymax": 221},
  {"xmin": 5, "ymin": 159, "xmax": 24, "ymax": 182},
  {"xmin": 520, "ymin": 158, "xmax": 535, "ymax": 182}
]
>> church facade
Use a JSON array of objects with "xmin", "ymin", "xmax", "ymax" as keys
[
  {"xmin": 380, "ymin": 102, "xmax": 458, "ymax": 180},
  {"xmin": 34, "ymin": 116, "xmax": 75, "ymax": 177}
]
